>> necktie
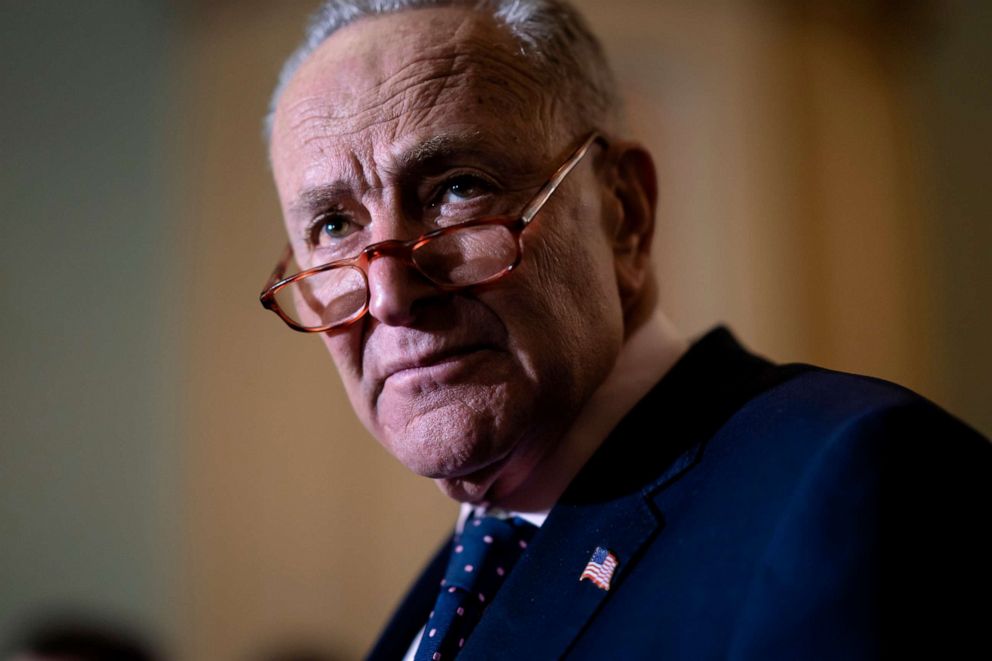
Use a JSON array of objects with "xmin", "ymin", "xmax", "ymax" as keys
[{"xmin": 414, "ymin": 514, "xmax": 537, "ymax": 661}]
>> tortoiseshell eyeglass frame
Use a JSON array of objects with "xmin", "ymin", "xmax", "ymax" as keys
[{"xmin": 260, "ymin": 131, "xmax": 606, "ymax": 333}]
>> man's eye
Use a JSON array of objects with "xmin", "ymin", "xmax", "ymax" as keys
[
  {"xmin": 435, "ymin": 175, "xmax": 492, "ymax": 206},
  {"xmin": 310, "ymin": 214, "xmax": 356, "ymax": 244}
]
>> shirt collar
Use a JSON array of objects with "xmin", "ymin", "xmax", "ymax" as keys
[{"xmin": 455, "ymin": 503, "xmax": 550, "ymax": 533}]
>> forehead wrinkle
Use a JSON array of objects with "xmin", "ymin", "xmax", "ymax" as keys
[
  {"xmin": 284, "ymin": 43, "xmax": 548, "ymax": 145},
  {"xmin": 284, "ymin": 53, "xmax": 460, "ymax": 135},
  {"xmin": 365, "ymin": 44, "xmax": 546, "ymax": 107},
  {"xmin": 350, "ymin": 148, "xmax": 384, "ymax": 192},
  {"xmin": 289, "ymin": 149, "xmax": 387, "ymax": 216}
]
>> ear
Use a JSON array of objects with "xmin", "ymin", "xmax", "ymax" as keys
[{"xmin": 605, "ymin": 142, "xmax": 658, "ymax": 315}]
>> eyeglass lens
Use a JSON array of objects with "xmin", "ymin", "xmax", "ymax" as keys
[{"xmin": 274, "ymin": 223, "xmax": 519, "ymax": 329}]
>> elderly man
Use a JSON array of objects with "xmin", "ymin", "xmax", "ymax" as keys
[{"xmin": 260, "ymin": 1, "xmax": 990, "ymax": 659}]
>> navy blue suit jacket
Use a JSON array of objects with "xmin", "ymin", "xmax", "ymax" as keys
[{"xmin": 369, "ymin": 327, "xmax": 991, "ymax": 659}]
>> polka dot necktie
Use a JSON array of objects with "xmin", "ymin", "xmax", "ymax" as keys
[{"xmin": 414, "ymin": 514, "xmax": 537, "ymax": 661}]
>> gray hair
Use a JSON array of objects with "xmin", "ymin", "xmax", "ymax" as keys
[{"xmin": 263, "ymin": 0, "xmax": 620, "ymax": 143}]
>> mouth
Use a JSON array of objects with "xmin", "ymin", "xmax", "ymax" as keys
[{"xmin": 383, "ymin": 344, "xmax": 497, "ymax": 390}]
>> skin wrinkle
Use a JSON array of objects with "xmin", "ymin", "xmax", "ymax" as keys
[
  {"xmin": 290, "ymin": 32, "xmax": 547, "ymax": 141},
  {"xmin": 285, "ymin": 44, "xmax": 546, "ymax": 145},
  {"xmin": 288, "ymin": 75, "xmax": 536, "ymax": 146},
  {"xmin": 286, "ymin": 95, "xmax": 548, "ymax": 208},
  {"xmin": 363, "ymin": 40, "xmax": 547, "ymax": 111}
]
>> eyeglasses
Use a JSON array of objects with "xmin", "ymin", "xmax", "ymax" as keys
[{"xmin": 260, "ymin": 132, "xmax": 603, "ymax": 333}]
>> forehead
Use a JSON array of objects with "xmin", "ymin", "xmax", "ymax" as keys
[{"xmin": 269, "ymin": 7, "xmax": 559, "ymax": 183}]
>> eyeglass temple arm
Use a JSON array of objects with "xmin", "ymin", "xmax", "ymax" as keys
[
  {"xmin": 520, "ymin": 132, "xmax": 604, "ymax": 226},
  {"xmin": 262, "ymin": 243, "xmax": 295, "ymax": 294}
]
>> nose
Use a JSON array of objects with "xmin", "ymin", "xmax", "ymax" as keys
[{"xmin": 366, "ymin": 254, "xmax": 440, "ymax": 326}]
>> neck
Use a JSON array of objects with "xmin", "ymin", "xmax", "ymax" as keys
[{"xmin": 489, "ymin": 307, "xmax": 687, "ymax": 513}]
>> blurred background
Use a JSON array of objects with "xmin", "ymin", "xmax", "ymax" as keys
[{"xmin": 1, "ymin": 0, "xmax": 988, "ymax": 659}]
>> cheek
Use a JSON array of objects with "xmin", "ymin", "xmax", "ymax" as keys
[
  {"xmin": 501, "ymin": 225, "xmax": 621, "ymax": 389},
  {"xmin": 320, "ymin": 329, "xmax": 366, "ymax": 397},
  {"xmin": 531, "ymin": 210, "xmax": 620, "ymax": 325}
]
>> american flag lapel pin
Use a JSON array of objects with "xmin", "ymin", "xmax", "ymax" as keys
[{"xmin": 580, "ymin": 546, "xmax": 618, "ymax": 591}]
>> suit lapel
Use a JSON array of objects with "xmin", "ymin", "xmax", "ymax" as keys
[{"xmin": 461, "ymin": 476, "xmax": 660, "ymax": 659}]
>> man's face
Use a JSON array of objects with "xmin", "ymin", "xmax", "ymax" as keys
[{"xmin": 269, "ymin": 8, "xmax": 626, "ymax": 504}]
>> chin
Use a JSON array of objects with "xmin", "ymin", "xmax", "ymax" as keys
[
  {"xmin": 388, "ymin": 427, "xmax": 505, "ymax": 482},
  {"xmin": 377, "ymin": 383, "xmax": 524, "ymax": 465},
  {"xmin": 379, "ymin": 419, "xmax": 526, "ymax": 505}
]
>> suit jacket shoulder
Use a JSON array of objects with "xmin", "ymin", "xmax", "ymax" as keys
[{"xmin": 563, "ymin": 328, "xmax": 990, "ymax": 660}]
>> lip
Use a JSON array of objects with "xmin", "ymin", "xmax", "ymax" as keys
[{"xmin": 381, "ymin": 345, "xmax": 496, "ymax": 390}]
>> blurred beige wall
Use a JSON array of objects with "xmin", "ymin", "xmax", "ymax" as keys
[{"xmin": 2, "ymin": 1, "xmax": 988, "ymax": 660}]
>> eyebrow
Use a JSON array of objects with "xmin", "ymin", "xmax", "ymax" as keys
[
  {"xmin": 402, "ymin": 133, "xmax": 496, "ymax": 167},
  {"xmin": 289, "ymin": 183, "xmax": 352, "ymax": 217},
  {"xmin": 392, "ymin": 133, "xmax": 522, "ymax": 184}
]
